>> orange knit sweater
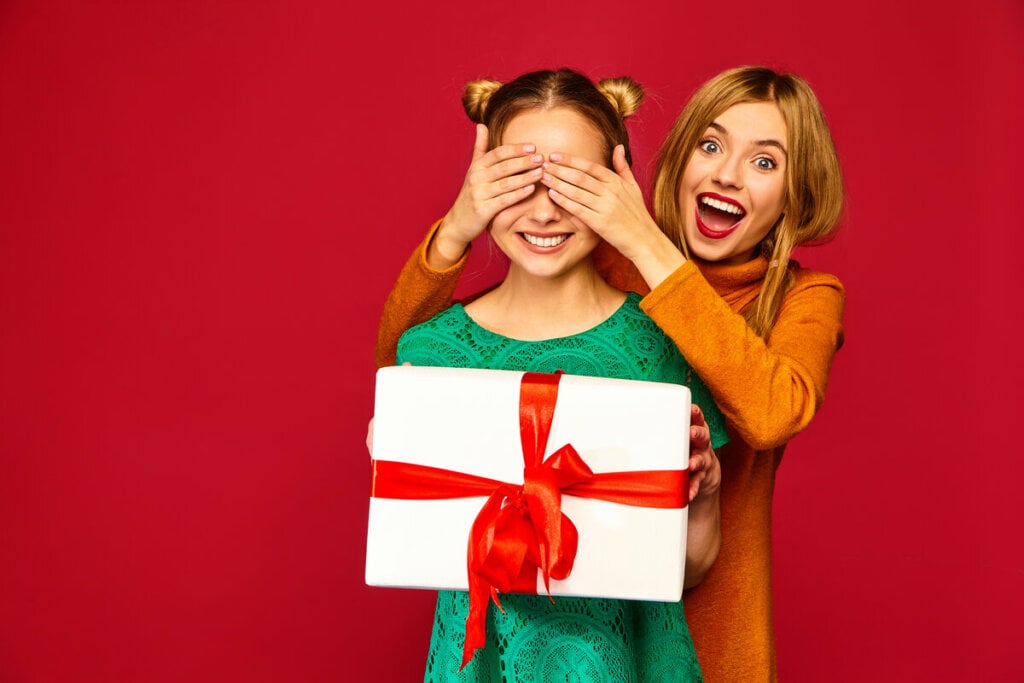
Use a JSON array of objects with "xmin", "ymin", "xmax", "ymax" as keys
[{"xmin": 374, "ymin": 224, "xmax": 845, "ymax": 682}]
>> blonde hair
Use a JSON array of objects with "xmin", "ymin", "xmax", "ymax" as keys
[
  {"xmin": 652, "ymin": 66, "xmax": 845, "ymax": 338},
  {"xmin": 462, "ymin": 69, "xmax": 644, "ymax": 166}
]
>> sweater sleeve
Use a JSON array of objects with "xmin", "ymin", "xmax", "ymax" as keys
[
  {"xmin": 374, "ymin": 220, "xmax": 469, "ymax": 369},
  {"xmin": 640, "ymin": 260, "xmax": 845, "ymax": 450}
]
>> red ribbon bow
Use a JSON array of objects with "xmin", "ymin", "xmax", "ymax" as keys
[
  {"xmin": 370, "ymin": 371, "xmax": 687, "ymax": 669},
  {"xmin": 463, "ymin": 372, "xmax": 586, "ymax": 668}
]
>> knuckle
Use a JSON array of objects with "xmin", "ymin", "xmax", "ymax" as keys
[
  {"xmin": 495, "ymin": 146, "xmax": 518, "ymax": 161},
  {"xmin": 499, "ymin": 159, "xmax": 522, "ymax": 179}
]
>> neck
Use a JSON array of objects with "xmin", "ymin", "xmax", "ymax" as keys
[{"xmin": 467, "ymin": 260, "xmax": 625, "ymax": 340}]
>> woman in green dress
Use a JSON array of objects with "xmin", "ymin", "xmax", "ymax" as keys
[{"xmin": 392, "ymin": 68, "xmax": 728, "ymax": 683}]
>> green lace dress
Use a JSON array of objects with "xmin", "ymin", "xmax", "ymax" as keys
[{"xmin": 396, "ymin": 292, "xmax": 728, "ymax": 683}]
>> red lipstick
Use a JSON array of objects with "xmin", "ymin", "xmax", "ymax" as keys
[{"xmin": 694, "ymin": 193, "xmax": 743, "ymax": 240}]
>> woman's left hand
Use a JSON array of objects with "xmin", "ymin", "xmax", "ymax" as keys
[
  {"xmin": 541, "ymin": 145, "xmax": 659, "ymax": 257},
  {"xmin": 682, "ymin": 403, "xmax": 721, "ymax": 588},
  {"xmin": 686, "ymin": 404, "xmax": 721, "ymax": 505},
  {"xmin": 542, "ymin": 145, "xmax": 687, "ymax": 289}
]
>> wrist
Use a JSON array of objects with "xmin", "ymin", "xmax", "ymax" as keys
[
  {"xmin": 631, "ymin": 229, "xmax": 686, "ymax": 291},
  {"xmin": 427, "ymin": 218, "xmax": 472, "ymax": 270}
]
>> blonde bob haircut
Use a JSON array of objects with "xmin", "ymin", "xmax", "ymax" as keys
[
  {"xmin": 462, "ymin": 68, "xmax": 644, "ymax": 167},
  {"xmin": 652, "ymin": 66, "xmax": 845, "ymax": 339}
]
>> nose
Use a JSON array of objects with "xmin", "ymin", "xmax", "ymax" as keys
[
  {"xmin": 526, "ymin": 187, "xmax": 562, "ymax": 225},
  {"xmin": 712, "ymin": 151, "xmax": 743, "ymax": 189}
]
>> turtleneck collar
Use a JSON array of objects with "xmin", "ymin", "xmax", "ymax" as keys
[{"xmin": 692, "ymin": 255, "xmax": 771, "ymax": 298}]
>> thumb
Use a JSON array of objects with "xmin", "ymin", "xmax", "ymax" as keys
[
  {"xmin": 612, "ymin": 145, "xmax": 635, "ymax": 182},
  {"xmin": 472, "ymin": 124, "xmax": 489, "ymax": 160}
]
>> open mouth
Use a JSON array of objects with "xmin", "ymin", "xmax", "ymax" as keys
[
  {"xmin": 697, "ymin": 195, "xmax": 745, "ymax": 235},
  {"xmin": 521, "ymin": 233, "xmax": 570, "ymax": 248}
]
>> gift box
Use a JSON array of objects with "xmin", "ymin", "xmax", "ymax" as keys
[{"xmin": 365, "ymin": 365, "xmax": 691, "ymax": 605}]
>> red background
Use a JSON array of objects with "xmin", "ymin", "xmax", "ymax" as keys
[{"xmin": 2, "ymin": 1, "xmax": 1022, "ymax": 681}]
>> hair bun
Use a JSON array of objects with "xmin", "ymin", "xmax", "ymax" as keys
[
  {"xmin": 597, "ymin": 77, "xmax": 644, "ymax": 119},
  {"xmin": 462, "ymin": 79, "xmax": 503, "ymax": 123}
]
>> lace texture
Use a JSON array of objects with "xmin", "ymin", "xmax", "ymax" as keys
[
  {"xmin": 397, "ymin": 293, "xmax": 724, "ymax": 682},
  {"xmin": 425, "ymin": 592, "xmax": 702, "ymax": 683}
]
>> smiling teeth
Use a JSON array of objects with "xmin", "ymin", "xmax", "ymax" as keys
[
  {"xmin": 523, "ymin": 233, "xmax": 569, "ymax": 248},
  {"xmin": 701, "ymin": 196, "xmax": 744, "ymax": 215}
]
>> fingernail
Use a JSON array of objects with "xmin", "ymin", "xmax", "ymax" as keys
[
  {"xmin": 531, "ymin": 154, "xmax": 543, "ymax": 163},
  {"xmin": 524, "ymin": 144, "xmax": 536, "ymax": 153},
  {"xmin": 549, "ymin": 152, "xmax": 563, "ymax": 162}
]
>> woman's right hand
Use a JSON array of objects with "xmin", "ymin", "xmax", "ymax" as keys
[{"xmin": 428, "ymin": 124, "xmax": 544, "ymax": 269}]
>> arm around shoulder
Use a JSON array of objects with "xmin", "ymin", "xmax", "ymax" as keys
[{"xmin": 374, "ymin": 220, "xmax": 470, "ymax": 369}]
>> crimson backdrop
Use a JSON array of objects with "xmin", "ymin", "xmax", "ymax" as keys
[{"xmin": 2, "ymin": 1, "xmax": 1022, "ymax": 681}]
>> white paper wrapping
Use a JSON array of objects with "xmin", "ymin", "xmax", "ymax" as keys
[{"xmin": 365, "ymin": 365, "xmax": 690, "ymax": 602}]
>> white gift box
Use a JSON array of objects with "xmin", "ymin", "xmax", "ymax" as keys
[{"xmin": 365, "ymin": 365, "xmax": 690, "ymax": 602}]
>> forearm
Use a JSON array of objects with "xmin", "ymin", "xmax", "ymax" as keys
[
  {"xmin": 683, "ymin": 492, "xmax": 721, "ymax": 589},
  {"xmin": 642, "ymin": 262, "xmax": 845, "ymax": 448},
  {"xmin": 374, "ymin": 220, "xmax": 469, "ymax": 368}
]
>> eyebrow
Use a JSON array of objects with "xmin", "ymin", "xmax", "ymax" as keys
[{"xmin": 708, "ymin": 121, "xmax": 788, "ymax": 157}]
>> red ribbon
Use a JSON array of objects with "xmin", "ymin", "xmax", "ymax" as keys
[{"xmin": 370, "ymin": 372, "xmax": 687, "ymax": 669}]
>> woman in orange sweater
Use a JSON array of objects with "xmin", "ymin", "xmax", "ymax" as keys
[{"xmin": 375, "ymin": 66, "xmax": 845, "ymax": 682}]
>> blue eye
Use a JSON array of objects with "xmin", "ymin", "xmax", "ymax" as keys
[
  {"xmin": 699, "ymin": 140, "xmax": 720, "ymax": 154},
  {"xmin": 755, "ymin": 157, "xmax": 776, "ymax": 170}
]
